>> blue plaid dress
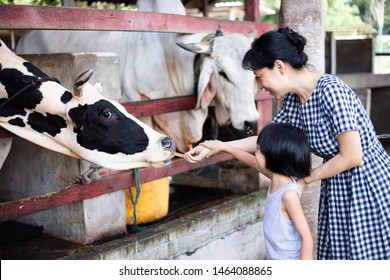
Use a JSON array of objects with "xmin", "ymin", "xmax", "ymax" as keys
[{"xmin": 273, "ymin": 74, "xmax": 390, "ymax": 259}]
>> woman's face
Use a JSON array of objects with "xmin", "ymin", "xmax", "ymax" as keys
[{"xmin": 253, "ymin": 62, "xmax": 287, "ymax": 100}]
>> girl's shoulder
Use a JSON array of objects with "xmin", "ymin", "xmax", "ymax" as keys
[
  {"xmin": 281, "ymin": 182, "xmax": 301, "ymax": 197},
  {"xmin": 281, "ymin": 185, "xmax": 302, "ymax": 210}
]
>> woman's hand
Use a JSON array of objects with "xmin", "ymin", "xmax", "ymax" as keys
[
  {"xmin": 184, "ymin": 145, "xmax": 211, "ymax": 163},
  {"xmin": 297, "ymin": 178, "xmax": 307, "ymax": 194}
]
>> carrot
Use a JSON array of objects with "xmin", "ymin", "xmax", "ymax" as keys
[{"xmin": 174, "ymin": 152, "xmax": 185, "ymax": 158}]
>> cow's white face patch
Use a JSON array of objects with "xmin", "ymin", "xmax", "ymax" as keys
[
  {"xmin": 0, "ymin": 40, "xmax": 175, "ymax": 170},
  {"xmin": 171, "ymin": 33, "xmax": 260, "ymax": 151}
]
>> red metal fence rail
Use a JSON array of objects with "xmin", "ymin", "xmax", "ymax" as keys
[
  {"xmin": 0, "ymin": 3, "xmax": 275, "ymax": 222},
  {"xmin": 0, "ymin": 5, "xmax": 274, "ymax": 34}
]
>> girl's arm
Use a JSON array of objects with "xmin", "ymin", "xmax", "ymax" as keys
[
  {"xmin": 282, "ymin": 190, "xmax": 313, "ymax": 260},
  {"xmin": 184, "ymin": 136, "xmax": 258, "ymax": 163},
  {"xmin": 199, "ymin": 140, "xmax": 259, "ymax": 171},
  {"xmin": 303, "ymin": 130, "xmax": 362, "ymax": 184}
]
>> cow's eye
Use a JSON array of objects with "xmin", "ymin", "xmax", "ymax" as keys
[
  {"xmin": 219, "ymin": 71, "xmax": 229, "ymax": 81},
  {"xmin": 101, "ymin": 109, "xmax": 112, "ymax": 119}
]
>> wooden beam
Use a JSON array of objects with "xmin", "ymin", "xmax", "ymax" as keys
[
  {"xmin": 123, "ymin": 95, "xmax": 197, "ymax": 117},
  {"xmin": 337, "ymin": 73, "xmax": 390, "ymax": 90},
  {"xmin": 0, "ymin": 129, "xmax": 13, "ymax": 138},
  {"xmin": 245, "ymin": 0, "xmax": 260, "ymax": 22},
  {"xmin": 0, "ymin": 5, "xmax": 274, "ymax": 34},
  {"xmin": 0, "ymin": 153, "xmax": 233, "ymax": 221}
]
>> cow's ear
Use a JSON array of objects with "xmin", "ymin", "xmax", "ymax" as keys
[
  {"xmin": 73, "ymin": 69, "xmax": 94, "ymax": 98},
  {"xmin": 196, "ymin": 57, "xmax": 216, "ymax": 109},
  {"xmin": 176, "ymin": 41, "xmax": 211, "ymax": 55},
  {"xmin": 246, "ymin": 29, "xmax": 257, "ymax": 41}
]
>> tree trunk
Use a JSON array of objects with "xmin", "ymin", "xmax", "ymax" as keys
[
  {"xmin": 279, "ymin": 0, "xmax": 324, "ymax": 72},
  {"xmin": 279, "ymin": 0, "xmax": 324, "ymax": 259}
]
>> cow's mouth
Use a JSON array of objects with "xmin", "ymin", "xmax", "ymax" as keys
[
  {"xmin": 144, "ymin": 136, "xmax": 175, "ymax": 167},
  {"xmin": 162, "ymin": 136, "xmax": 175, "ymax": 161},
  {"xmin": 161, "ymin": 136, "xmax": 173, "ymax": 149}
]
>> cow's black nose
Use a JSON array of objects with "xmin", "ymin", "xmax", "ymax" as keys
[
  {"xmin": 161, "ymin": 136, "xmax": 175, "ymax": 150},
  {"xmin": 244, "ymin": 121, "xmax": 258, "ymax": 136}
]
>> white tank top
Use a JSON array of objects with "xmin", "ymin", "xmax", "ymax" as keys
[{"xmin": 263, "ymin": 179, "xmax": 302, "ymax": 260}]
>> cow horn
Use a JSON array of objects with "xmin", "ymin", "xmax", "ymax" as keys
[
  {"xmin": 215, "ymin": 24, "xmax": 224, "ymax": 36},
  {"xmin": 248, "ymin": 29, "xmax": 257, "ymax": 41},
  {"xmin": 176, "ymin": 41, "xmax": 211, "ymax": 55},
  {"xmin": 73, "ymin": 69, "xmax": 94, "ymax": 97}
]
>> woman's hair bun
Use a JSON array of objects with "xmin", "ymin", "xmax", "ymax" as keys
[
  {"xmin": 278, "ymin": 27, "xmax": 306, "ymax": 52},
  {"xmin": 242, "ymin": 26, "xmax": 308, "ymax": 70}
]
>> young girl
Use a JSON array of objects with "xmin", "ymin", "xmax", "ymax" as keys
[{"xmin": 200, "ymin": 123, "xmax": 313, "ymax": 260}]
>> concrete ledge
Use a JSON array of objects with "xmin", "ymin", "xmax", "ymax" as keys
[{"xmin": 61, "ymin": 190, "xmax": 266, "ymax": 260}]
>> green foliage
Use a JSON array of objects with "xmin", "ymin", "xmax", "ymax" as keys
[
  {"xmin": 349, "ymin": 0, "xmax": 390, "ymax": 34},
  {"xmin": 0, "ymin": 0, "xmax": 61, "ymax": 5},
  {"xmin": 0, "ymin": 0, "xmax": 135, "ymax": 10},
  {"xmin": 324, "ymin": 0, "xmax": 377, "ymax": 35},
  {"xmin": 260, "ymin": 0, "xmax": 280, "ymax": 25},
  {"xmin": 75, "ymin": 1, "xmax": 136, "ymax": 10},
  {"xmin": 325, "ymin": 0, "xmax": 366, "ymax": 26}
]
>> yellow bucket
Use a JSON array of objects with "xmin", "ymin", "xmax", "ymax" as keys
[{"xmin": 126, "ymin": 177, "xmax": 170, "ymax": 225}]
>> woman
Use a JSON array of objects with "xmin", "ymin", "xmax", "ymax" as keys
[{"xmin": 185, "ymin": 27, "xmax": 390, "ymax": 260}]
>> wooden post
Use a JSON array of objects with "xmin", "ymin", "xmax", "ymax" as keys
[
  {"xmin": 245, "ymin": 0, "xmax": 260, "ymax": 22},
  {"xmin": 202, "ymin": 0, "xmax": 209, "ymax": 17}
]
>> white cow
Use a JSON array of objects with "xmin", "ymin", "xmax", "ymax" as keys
[
  {"xmin": 0, "ymin": 39, "xmax": 175, "ymax": 170},
  {"xmin": 16, "ymin": 0, "xmax": 259, "ymax": 152}
]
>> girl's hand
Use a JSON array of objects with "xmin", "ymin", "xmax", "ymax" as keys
[{"xmin": 184, "ymin": 145, "xmax": 211, "ymax": 163}]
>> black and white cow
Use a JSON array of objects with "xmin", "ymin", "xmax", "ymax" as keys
[
  {"xmin": 0, "ymin": 39, "xmax": 175, "ymax": 170},
  {"xmin": 16, "ymin": 0, "xmax": 261, "ymax": 153}
]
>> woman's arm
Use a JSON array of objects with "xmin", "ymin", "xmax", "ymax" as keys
[
  {"xmin": 304, "ymin": 130, "xmax": 362, "ymax": 184},
  {"xmin": 282, "ymin": 190, "xmax": 313, "ymax": 260}
]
